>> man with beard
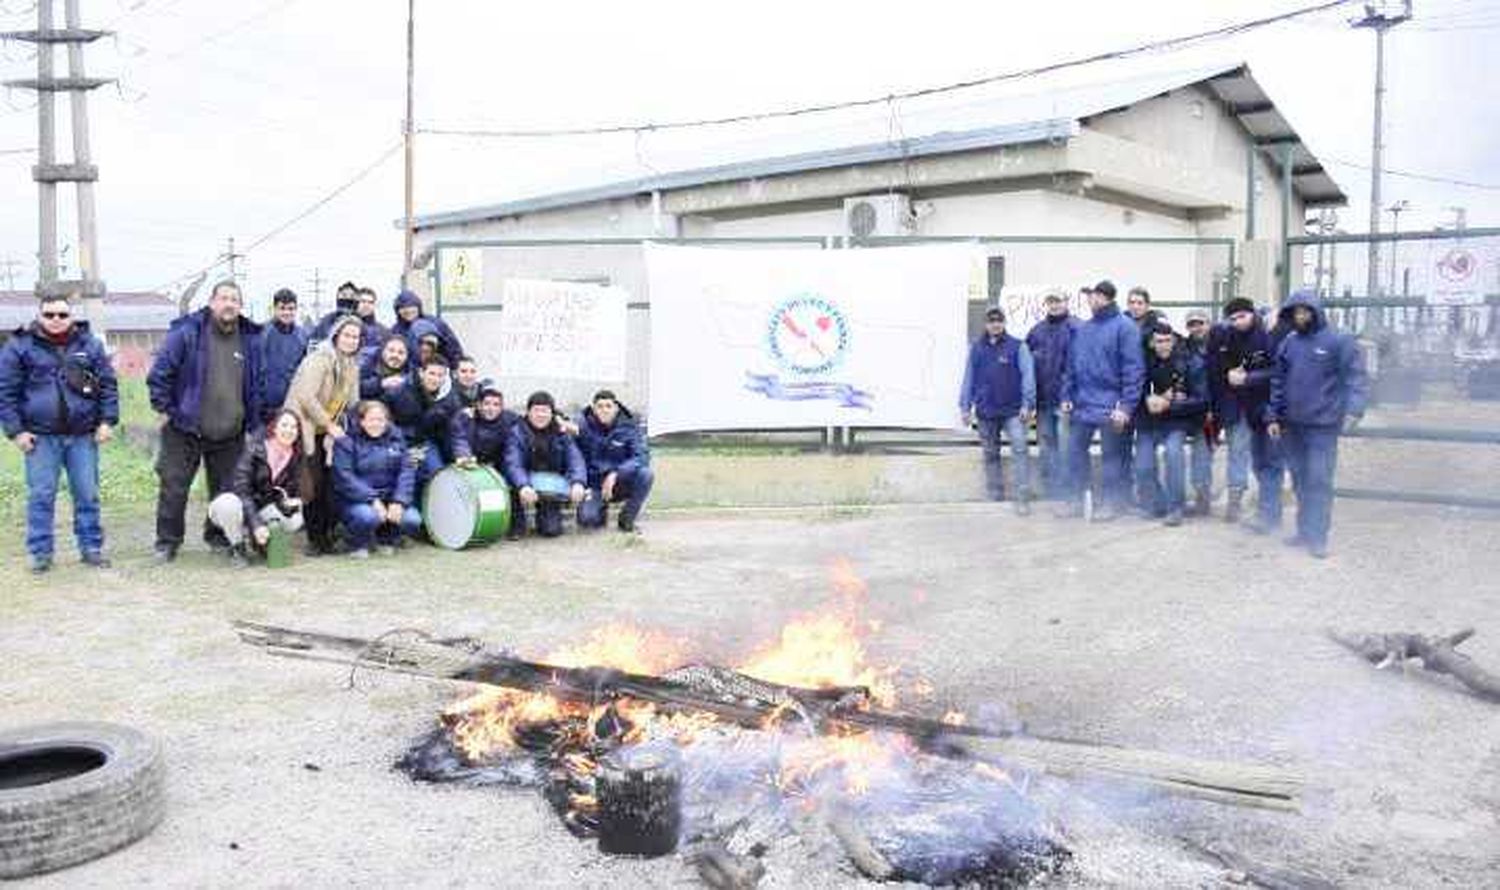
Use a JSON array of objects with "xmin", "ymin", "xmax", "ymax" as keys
[
  {"xmin": 1267, "ymin": 290, "xmax": 1369, "ymax": 559},
  {"xmin": 1207, "ymin": 297, "xmax": 1281, "ymax": 529},
  {"xmin": 147, "ymin": 280, "xmax": 265, "ymax": 562}
]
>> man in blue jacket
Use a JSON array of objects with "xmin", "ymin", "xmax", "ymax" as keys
[
  {"xmin": 1057, "ymin": 280, "xmax": 1145, "ymax": 520},
  {"xmin": 960, "ymin": 307, "xmax": 1036, "ymax": 513},
  {"xmin": 1267, "ymin": 289, "xmax": 1369, "ymax": 559},
  {"xmin": 1026, "ymin": 291, "xmax": 1080, "ymax": 499},
  {"xmin": 310, "ymin": 281, "xmax": 359, "ymax": 342},
  {"xmin": 1207, "ymin": 297, "xmax": 1282, "ymax": 530},
  {"xmin": 391, "ymin": 289, "xmax": 464, "ymax": 367},
  {"xmin": 0, "ymin": 295, "xmax": 119, "ymax": 573},
  {"xmin": 261, "ymin": 288, "xmax": 309, "ymax": 421},
  {"xmin": 146, "ymin": 280, "xmax": 265, "ymax": 562},
  {"xmin": 1135, "ymin": 322, "xmax": 1209, "ymax": 526},
  {"xmin": 502, "ymin": 391, "xmax": 587, "ymax": 538},
  {"xmin": 576, "ymin": 389, "xmax": 654, "ymax": 532}
]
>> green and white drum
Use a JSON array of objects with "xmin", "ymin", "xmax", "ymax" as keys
[{"xmin": 423, "ymin": 465, "xmax": 512, "ymax": 549}]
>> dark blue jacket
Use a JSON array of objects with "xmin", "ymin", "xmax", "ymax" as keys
[
  {"xmin": 576, "ymin": 404, "xmax": 650, "ymax": 488},
  {"xmin": 1206, "ymin": 317, "xmax": 1275, "ymax": 426},
  {"xmin": 398, "ymin": 381, "xmax": 460, "ymax": 460},
  {"xmin": 1269, "ymin": 290, "xmax": 1370, "ymax": 428},
  {"xmin": 450, "ymin": 408, "xmax": 520, "ymax": 467},
  {"xmin": 502, "ymin": 420, "xmax": 586, "ymax": 490},
  {"xmin": 331, "ymin": 426, "xmax": 416, "ymax": 507},
  {"xmin": 0, "ymin": 321, "xmax": 119, "ymax": 438},
  {"xmin": 311, "ymin": 309, "xmax": 387, "ymax": 352},
  {"xmin": 959, "ymin": 334, "xmax": 1035, "ymax": 420},
  {"xmin": 390, "ymin": 290, "xmax": 464, "ymax": 366},
  {"xmin": 1138, "ymin": 343, "xmax": 1209, "ymax": 431},
  {"xmin": 147, "ymin": 308, "xmax": 264, "ymax": 437},
  {"xmin": 1061, "ymin": 302, "xmax": 1145, "ymax": 425},
  {"xmin": 1025, "ymin": 313, "xmax": 1080, "ymax": 409},
  {"xmin": 260, "ymin": 320, "xmax": 309, "ymax": 418},
  {"xmin": 359, "ymin": 349, "xmax": 418, "ymax": 419}
]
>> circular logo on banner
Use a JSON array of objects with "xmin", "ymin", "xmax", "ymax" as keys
[
  {"xmin": 1437, "ymin": 248, "xmax": 1477, "ymax": 283},
  {"xmin": 766, "ymin": 294, "xmax": 849, "ymax": 375}
]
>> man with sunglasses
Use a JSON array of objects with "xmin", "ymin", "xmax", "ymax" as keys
[{"xmin": 0, "ymin": 295, "xmax": 119, "ymax": 573}]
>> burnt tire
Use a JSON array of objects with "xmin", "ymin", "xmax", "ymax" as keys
[{"xmin": 0, "ymin": 722, "xmax": 165, "ymax": 879}]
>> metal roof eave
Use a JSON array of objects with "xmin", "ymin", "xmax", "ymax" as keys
[{"xmin": 1204, "ymin": 65, "xmax": 1348, "ymax": 207}]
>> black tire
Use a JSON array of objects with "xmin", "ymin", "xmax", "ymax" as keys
[{"xmin": 0, "ymin": 722, "xmax": 165, "ymax": 879}]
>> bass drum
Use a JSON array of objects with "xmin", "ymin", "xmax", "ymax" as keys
[{"xmin": 423, "ymin": 464, "xmax": 512, "ymax": 549}]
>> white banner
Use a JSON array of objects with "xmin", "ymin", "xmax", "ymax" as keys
[
  {"xmin": 493, "ymin": 278, "xmax": 628, "ymax": 382},
  {"xmin": 997, "ymin": 284, "xmax": 1092, "ymax": 339},
  {"xmin": 646, "ymin": 243, "xmax": 973, "ymax": 434}
]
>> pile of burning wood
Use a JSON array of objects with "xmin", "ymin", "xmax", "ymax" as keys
[{"xmin": 235, "ymin": 570, "xmax": 1302, "ymax": 887}]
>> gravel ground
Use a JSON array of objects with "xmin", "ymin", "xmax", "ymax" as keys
[{"xmin": 2, "ymin": 462, "xmax": 1499, "ymax": 888}]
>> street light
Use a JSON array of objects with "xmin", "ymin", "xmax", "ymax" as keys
[{"xmin": 1386, "ymin": 199, "xmax": 1410, "ymax": 296}]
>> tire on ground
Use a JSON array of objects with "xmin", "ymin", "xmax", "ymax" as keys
[{"xmin": 0, "ymin": 721, "xmax": 165, "ymax": 879}]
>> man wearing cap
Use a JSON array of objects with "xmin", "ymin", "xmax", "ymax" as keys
[
  {"xmin": 1183, "ymin": 308, "xmax": 1215, "ymax": 516},
  {"xmin": 1056, "ymin": 280, "xmax": 1144, "ymax": 520},
  {"xmin": 1026, "ymin": 290, "xmax": 1080, "ymax": 499},
  {"xmin": 959, "ymin": 307, "xmax": 1036, "ymax": 513},
  {"xmin": 261, "ymin": 288, "xmax": 310, "ymax": 422},
  {"xmin": 1206, "ymin": 297, "xmax": 1282, "ymax": 528}
]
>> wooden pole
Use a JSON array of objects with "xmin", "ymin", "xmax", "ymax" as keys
[{"xmin": 402, "ymin": 0, "xmax": 415, "ymax": 288}]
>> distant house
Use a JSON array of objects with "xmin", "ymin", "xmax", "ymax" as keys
[{"xmin": 0, "ymin": 290, "xmax": 178, "ymax": 377}]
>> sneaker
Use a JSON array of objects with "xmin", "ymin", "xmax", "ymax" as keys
[
  {"xmin": 29, "ymin": 554, "xmax": 52, "ymax": 574},
  {"xmin": 1163, "ymin": 509, "xmax": 1184, "ymax": 527},
  {"xmin": 228, "ymin": 545, "xmax": 250, "ymax": 569},
  {"xmin": 1308, "ymin": 543, "xmax": 1330, "ymax": 560},
  {"xmin": 376, "ymin": 544, "xmax": 397, "ymax": 557},
  {"xmin": 348, "ymin": 548, "xmax": 371, "ymax": 560},
  {"xmin": 81, "ymin": 551, "xmax": 111, "ymax": 568},
  {"xmin": 152, "ymin": 545, "xmax": 178, "ymax": 565}
]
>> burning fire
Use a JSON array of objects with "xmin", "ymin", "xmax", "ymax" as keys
[{"xmin": 443, "ymin": 561, "xmax": 911, "ymax": 797}]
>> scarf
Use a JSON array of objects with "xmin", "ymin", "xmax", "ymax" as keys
[{"xmin": 265, "ymin": 435, "xmax": 295, "ymax": 483}]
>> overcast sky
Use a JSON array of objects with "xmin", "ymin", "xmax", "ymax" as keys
[{"xmin": 0, "ymin": 0, "xmax": 1494, "ymax": 314}]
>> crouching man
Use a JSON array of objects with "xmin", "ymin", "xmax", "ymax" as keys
[
  {"xmin": 502, "ymin": 391, "xmax": 587, "ymax": 538},
  {"xmin": 1135, "ymin": 322, "xmax": 1209, "ymax": 526},
  {"xmin": 576, "ymin": 389, "xmax": 654, "ymax": 532}
]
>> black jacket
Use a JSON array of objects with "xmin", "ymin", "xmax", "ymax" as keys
[{"xmin": 232, "ymin": 438, "xmax": 303, "ymax": 531}]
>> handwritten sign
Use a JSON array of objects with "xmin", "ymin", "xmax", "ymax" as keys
[
  {"xmin": 496, "ymin": 278, "xmax": 627, "ymax": 382},
  {"xmin": 998, "ymin": 285, "xmax": 1092, "ymax": 338}
]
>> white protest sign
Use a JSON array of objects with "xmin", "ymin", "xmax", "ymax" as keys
[{"xmin": 496, "ymin": 278, "xmax": 627, "ymax": 382}]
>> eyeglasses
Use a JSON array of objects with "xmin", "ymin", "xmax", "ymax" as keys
[{"xmin": 41, "ymin": 311, "xmax": 71, "ymax": 320}]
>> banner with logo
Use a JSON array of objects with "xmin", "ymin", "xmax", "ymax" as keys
[{"xmin": 645, "ymin": 243, "xmax": 973, "ymax": 434}]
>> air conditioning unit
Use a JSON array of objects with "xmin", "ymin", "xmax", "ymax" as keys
[{"xmin": 843, "ymin": 194, "xmax": 913, "ymax": 240}]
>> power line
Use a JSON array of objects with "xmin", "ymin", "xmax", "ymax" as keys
[
  {"xmin": 152, "ymin": 140, "xmax": 401, "ymax": 293},
  {"xmin": 1324, "ymin": 157, "xmax": 1500, "ymax": 191},
  {"xmin": 418, "ymin": 0, "xmax": 1361, "ymax": 140}
]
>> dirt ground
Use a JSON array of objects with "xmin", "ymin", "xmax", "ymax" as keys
[{"xmin": 3, "ymin": 457, "xmax": 1499, "ymax": 888}]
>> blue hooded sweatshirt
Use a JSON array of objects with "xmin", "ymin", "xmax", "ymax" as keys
[
  {"xmin": 331, "ymin": 425, "xmax": 416, "ymax": 508},
  {"xmin": 147, "ymin": 307, "xmax": 265, "ymax": 437},
  {"xmin": 0, "ymin": 320, "xmax": 119, "ymax": 438},
  {"xmin": 576, "ymin": 403, "xmax": 650, "ymax": 488},
  {"xmin": 260, "ymin": 319, "xmax": 310, "ymax": 419},
  {"xmin": 502, "ymin": 419, "xmax": 587, "ymax": 491},
  {"xmin": 1061, "ymin": 301, "xmax": 1145, "ymax": 426},
  {"xmin": 389, "ymin": 290, "xmax": 464, "ymax": 366},
  {"xmin": 1268, "ymin": 290, "xmax": 1369, "ymax": 428}
]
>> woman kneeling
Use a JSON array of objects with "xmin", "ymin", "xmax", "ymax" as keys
[
  {"xmin": 207, "ymin": 409, "xmax": 305, "ymax": 567},
  {"xmin": 332, "ymin": 400, "xmax": 422, "ymax": 558}
]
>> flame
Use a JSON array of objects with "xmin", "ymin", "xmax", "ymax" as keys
[
  {"xmin": 545, "ymin": 623, "xmax": 685, "ymax": 675},
  {"xmin": 780, "ymin": 733, "xmax": 910, "ymax": 796}
]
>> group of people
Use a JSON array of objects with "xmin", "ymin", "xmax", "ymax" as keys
[
  {"xmin": 960, "ymin": 281, "xmax": 1369, "ymax": 558},
  {"xmin": 1, "ymin": 279, "xmax": 653, "ymax": 573}
]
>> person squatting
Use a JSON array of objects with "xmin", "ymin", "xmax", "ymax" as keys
[
  {"xmin": 959, "ymin": 281, "xmax": 1368, "ymax": 559},
  {"xmin": 0, "ymin": 280, "xmax": 653, "ymax": 572}
]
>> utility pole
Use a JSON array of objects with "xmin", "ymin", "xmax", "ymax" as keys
[
  {"xmin": 307, "ymin": 267, "xmax": 324, "ymax": 320},
  {"xmin": 2, "ymin": 1, "xmax": 112, "ymax": 336},
  {"xmin": 402, "ymin": 0, "xmax": 416, "ymax": 289},
  {"xmin": 1353, "ymin": 0, "xmax": 1411, "ymax": 309},
  {"xmin": 1386, "ymin": 199, "xmax": 1409, "ymax": 297},
  {"xmin": 0, "ymin": 259, "xmax": 19, "ymax": 291},
  {"xmin": 225, "ymin": 236, "xmax": 245, "ymax": 282}
]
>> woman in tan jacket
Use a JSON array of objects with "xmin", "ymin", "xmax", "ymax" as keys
[{"xmin": 284, "ymin": 315, "xmax": 362, "ymax": 555}]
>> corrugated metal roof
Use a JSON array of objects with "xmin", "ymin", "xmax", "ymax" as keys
[{"xmin": 411, "ymin": 61, "xmax": 1345, "ymax": 230}]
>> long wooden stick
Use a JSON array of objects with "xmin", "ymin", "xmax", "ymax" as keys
[
  {"xmin": 1329, "ymin": 628, "xmax": 1500, "ymax": 703},
  {"xmin": 233, "ymin": 621, "xmax": 1303, "ymax": 811}
]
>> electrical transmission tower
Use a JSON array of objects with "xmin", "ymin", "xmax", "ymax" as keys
[{"xmin": 2, "ymin": 0, "xmax": 112, "ymax": 335}]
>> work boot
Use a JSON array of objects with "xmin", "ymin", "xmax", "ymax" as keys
[
  {"xmin": 81, "ymin": 551, "xmax": 111, "ymax": 569},
  {"xmin": 1224, "ymin": 488, "xmax": 1244, "ymax": 523},
  {"xmin": 1193, "ymin": 486, "xmax": 1212, "ymax": 518},
  {"xmin": 228, "ymin": 543, "xmax": 250, "ymax": 569}
]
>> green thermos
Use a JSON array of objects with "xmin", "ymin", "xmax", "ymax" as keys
[{"xmin": 265, "ymin": 523, "xmax": 291, "ymax": 569}]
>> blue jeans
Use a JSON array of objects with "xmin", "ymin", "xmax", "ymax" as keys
[
  {"xmin": 341, "ymin": 502, "xmax": 423, "ymax": 550},
  {"xmin": 1283, "ymin": 424, "xmax": 1340, "ymax": 548},
  {"xmin": 1035, "ymin": 408, "xmax": 1068, "ymax": 497},
  {"xmin": 1066, "ymin": 420, "xmax": 1130, "ymax": 508},
  {"xmin": 975, "ymin": 415, "xmax": 1031, "ymax": 500},
  {"xmin": 1134, "ymin": 425, "xmax": 1187, "ymax": 514},
  {"xmin": 1226, "ymin": 418, "xmax": 1285, "ymax": 525},
  {"xmin": 578, "ymin": 465, "xmax": 656, "ymax": 528},
  {"xmin": 25, "ymin": 434, "xmax": 103, "ymax": 558},
  {"xmin": 1189, "ymin": 427, "xmax": 1213, "ymax": 492}
]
